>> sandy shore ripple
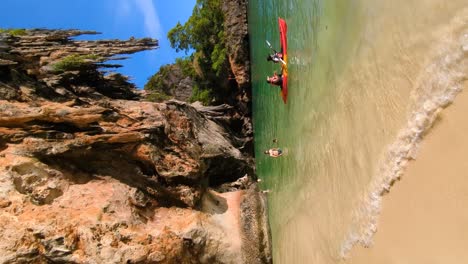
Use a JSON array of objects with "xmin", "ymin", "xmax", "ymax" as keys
[{"xmin": 345, "ymin": 81, "xmax": 468, "ymax": 263}]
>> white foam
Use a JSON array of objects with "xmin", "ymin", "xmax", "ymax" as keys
[{"xmin": 340, "ymin": 10, "xmax": 468, "ymax": 257}]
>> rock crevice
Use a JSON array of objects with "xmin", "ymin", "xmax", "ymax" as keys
[{"xmin": 0, "ymin": 28, "xmax": 270, "ymax": 263}]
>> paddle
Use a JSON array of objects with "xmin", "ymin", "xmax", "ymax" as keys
[
  {"xmin": 265, "ymin": 40, "xmax": 277, "ymax": 53},
  {"xmin": 266, "ymin": 40, "xmax": 286, "ymax": 65}
]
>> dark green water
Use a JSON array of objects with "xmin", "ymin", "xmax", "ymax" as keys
[{"xmin": 248, "ymin": 0, "xmax": 468, "ymax": 263}]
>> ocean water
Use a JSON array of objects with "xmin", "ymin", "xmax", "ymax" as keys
[{"xmin": 248, "ymin": 0, "xmax": 468, "ymax": 263}]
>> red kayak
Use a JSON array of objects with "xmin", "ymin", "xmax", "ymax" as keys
[{"xmin": 279, "ymin": 17, "xmax": 288, "ymax": 103}]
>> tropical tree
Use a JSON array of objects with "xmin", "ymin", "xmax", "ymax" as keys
[{"xmin": 166, "ymin": 0, "xmax": 228, "ymax": 102}]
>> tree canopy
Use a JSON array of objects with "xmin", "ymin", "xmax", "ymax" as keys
[
  {"xmin": 168, "ymin": 0, "xmax": 227, "ymax": 81},
  {"xmin": 146, "ymin": 0, "xmax": 229, "ymax": 105}
]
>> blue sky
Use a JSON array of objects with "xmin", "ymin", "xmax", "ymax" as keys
[{"xmin": 0, "ymin": 0, "xmax": 196, "ymax": 88}]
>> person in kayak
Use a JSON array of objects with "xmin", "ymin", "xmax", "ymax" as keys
[
  {"xmin": 266, "ymin": 71, "xmax": 283, "ymax": 86},
  {"xmin": 267, "ymin": 52, "xmax": 284, "ymax": 63}
]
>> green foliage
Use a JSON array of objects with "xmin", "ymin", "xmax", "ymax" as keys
[
  {"xmin": 51, "ymin": 54, "xmax": 100, "ymax": 73},
  {"xmin": 144, "ymin": 0, "xmax": 230, "ymax": 105},
  {"xmin": 189, "ymin": 85, "xmax": 212, "ymax": 105},
  {"xmin": 175, "ymin": 57, "xmax": 196, "ymax": 78},
  {"xmin": 167, "ymin": 0, "xmax": 227, "ymax": 101},
  {"xmin": 146, "ymin": 91, "xmax": 172, "ymax": 102},
  {"xmin": 211, "ymin": 31, "xmax": 226, "ymax": 76},
  {"xmin": 0, "ymin": 28, "xmax": 27, "ymax": 36},
  {"xmin": 168, "ymin": 0, "xmax": 225, "ymax": 54},
  {"xmin": 167, "ymin": 23, "xmax": 190, "ymax": 53},
  {"xmin": 144, "ymin": 64, "xmax": 173, "ymax": 94},
  {"xmin": 144, "ymin": 57, "xmax": 195, "ymax": 98}
]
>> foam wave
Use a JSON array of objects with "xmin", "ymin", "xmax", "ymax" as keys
[{"xmin": 340, "ymin": 9, "xmax": 468, "ymax": 257}]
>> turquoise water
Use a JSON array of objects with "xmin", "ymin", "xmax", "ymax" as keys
[{"xmin": 248, "ymin": 0, "xmax": 468, "ymax": 263}]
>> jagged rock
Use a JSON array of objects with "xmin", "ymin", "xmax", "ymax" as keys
[
  {"xmin": 0, "ymin": 29, "xmax": 157, "ymax": 101},
  {"xmin": 146, "ymin": 63, "xmax": 195, "ymax": 102},
  {"xmin": 0, "ymin": 198, "xmax": 11, "ymax": 208},
  {"xmin": 0, "ymin": 28, "xmax": 269, "ymax": 263},
  {"xmin": 221, "ymin": 0, "xmax": 253, "ymax": 147},
  {"xmin": 222, "ymin": 0, "xmax": 250, "ymax": 90},
  {"xmin": 128, "ymin": 188, "xmax": 150, "ymax": 208}
]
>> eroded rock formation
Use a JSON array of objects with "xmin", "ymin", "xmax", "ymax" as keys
[
  {"xmin": 222, "ymin": 0, "xmax": 253, "ymax": 156},
  {"xmin": 222, "ymin": 0, "xmax": 250, "ymax": 91},
  {"xmin": 0, "ymin": 29, "xmax": 270, "ymax": 263}
]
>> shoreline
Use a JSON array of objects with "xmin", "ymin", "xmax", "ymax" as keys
[
  {"xmin": 345, "ymin": 81, "xmax": 468, "ymax": 263},
  {"xmin": 340, "ymin": 8, "xmax": 468, "ymax": 256}
]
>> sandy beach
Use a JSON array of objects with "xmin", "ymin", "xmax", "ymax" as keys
[{"xmin": 345, "ymin": 81, "xmax": 468, "ymax": 263}]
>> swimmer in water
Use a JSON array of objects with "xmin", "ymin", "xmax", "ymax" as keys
[{"xmin": 264, "ymin": 148, "xmax": 283, "ymax": 158}]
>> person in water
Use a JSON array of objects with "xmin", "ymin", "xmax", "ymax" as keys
[
  {"xmin": 264, "ymin": 138, "xmax": 282, "ymax": 158},
  {"xmin": 266, "ymin": 71, "xmax": 283, "ymax": 86},
  {"xmin": 264, "ymin": 148, "xmax": 283, "ymax": 158},
  {"xmin": 267, "ymin": 52, "xmax": 284, "ymax": 64}
]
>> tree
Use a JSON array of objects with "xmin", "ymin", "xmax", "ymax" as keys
[
  {"xmin": 145, "ymin": 57, "xmax": 198, "ymax": 102},
  {"xmin": 167, "ymin": 0, "xmax": 227, "ymax": 86},
  {"xmin": 146, "ymin": 0, "xmax": 229, "ymax": 105}
]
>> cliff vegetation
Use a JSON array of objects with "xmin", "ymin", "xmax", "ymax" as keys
[
  {"xmin": 146, "ymin": 0, "xmax": 227, "ymax": 105},
  {"xmin": 144, "ymin": 0, "xmax": 250, "ymax": 107},
  {"xmin": 0, "ymin": 27, "xmax": 270, "ymax": 263}
]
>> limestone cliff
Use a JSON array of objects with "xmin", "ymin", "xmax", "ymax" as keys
[
  {"xmin": 222, "ymin": 0, "xmax": 250, "ymax": 91},
  {"xmin": 0, "ymin": 29, "xmax": 271, "ymax": 263},
  {"xmin": 222, "ymin": 0, "xmax": 253, "ymax": 157},
  {"xmin": 145, "ymin": 0, "xmax": 253, "ymax": 153}
]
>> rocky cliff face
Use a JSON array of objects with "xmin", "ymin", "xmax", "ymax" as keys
[
  {"xmin": 222, "ymin": 0, "xmax": 253, "ymax": 155},
  {"xmin": 0, "ymin": 30, "xmax": 270, "ymax": 263},
  {"xmin": 222, "ymin": 0, "xmax": 250, "ymax": 91},
  {"xmin": 145, "ymin": 0, "xmax": 253, "ymax": 151}
]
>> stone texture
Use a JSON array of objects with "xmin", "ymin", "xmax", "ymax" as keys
[
  {"xmin": 222, "ymin": 0, "xmax": 253, "ymax": 151},
  {"xmin": 0, "ymin": 28, "xmax": 270, "ymax": 263},
  {"xmin": 148, "ymin": 63, "xmax": 195, "ymax": 102},
  {"xmin": 222, "ymin": 0, "xmax": 250, "ymax": 91},
  {"xmin": 0, "ymin": 29, "xmax": 157, "ymax": 102}
]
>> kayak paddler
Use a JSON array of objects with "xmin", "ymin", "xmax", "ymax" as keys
[
  {"xmin": 266, "ymin": 71, "xmax": 283, "ymax": 86},
  {"xmin": 267, "ymin": 52, "xmax": 284, "ymax": 64}
]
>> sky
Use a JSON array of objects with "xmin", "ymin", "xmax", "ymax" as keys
[{"xmin": 0, "ymin": 0, "xmax": 196, "ymax": 88}]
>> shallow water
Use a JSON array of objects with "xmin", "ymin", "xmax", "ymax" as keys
[{"xmin": 248, "ymin": 0, "xmax": 468, "ymax": 263}]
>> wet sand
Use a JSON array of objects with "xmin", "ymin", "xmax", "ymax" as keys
[{"xmin": 345, "ymin": 82, "xmax": 468, "ymax": 263}]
